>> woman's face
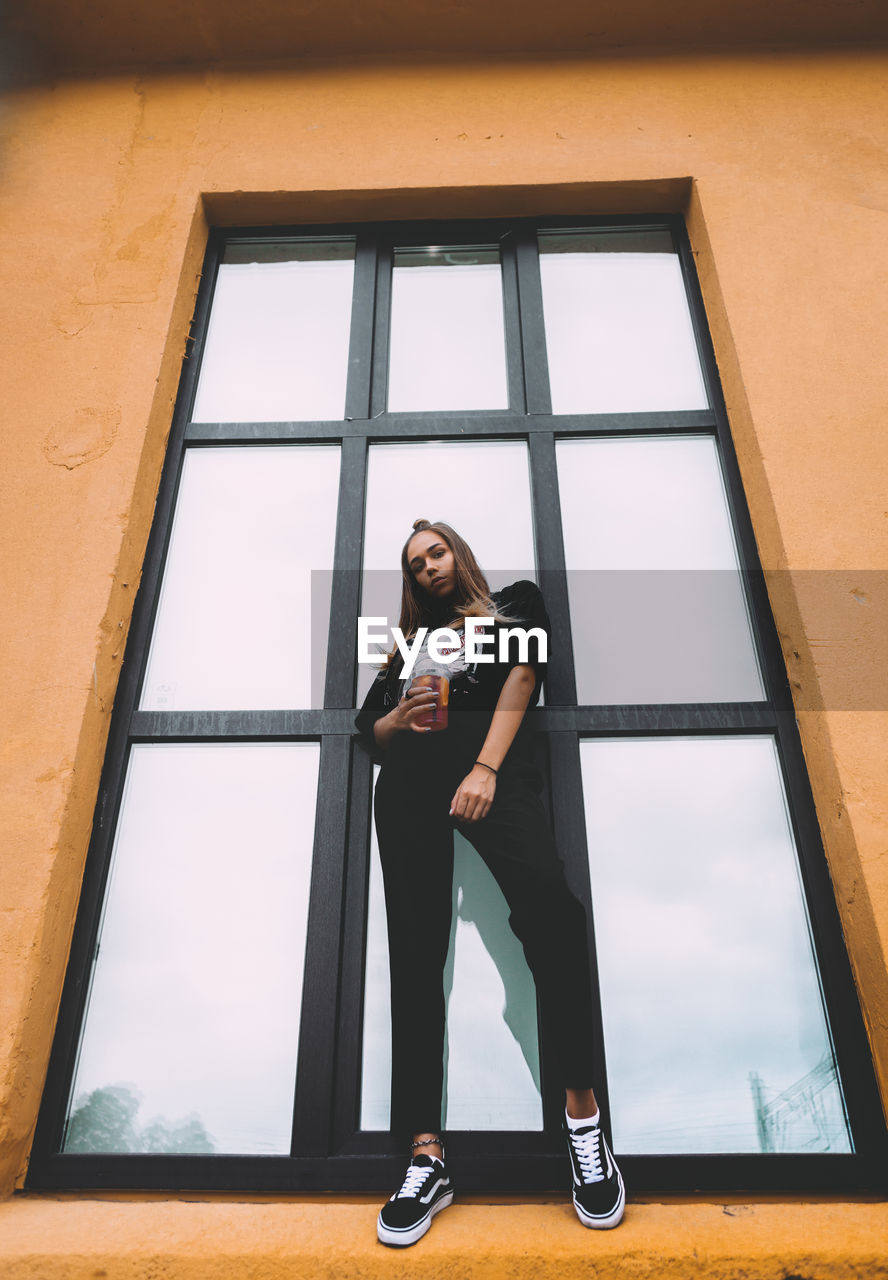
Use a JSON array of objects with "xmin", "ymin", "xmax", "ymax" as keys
[{"xmin": 406, "ymin": 529, "xmax": 457, "ymax": 600}]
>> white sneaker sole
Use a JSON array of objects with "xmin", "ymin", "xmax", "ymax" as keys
[
  {"xmin": 377, "ymin": 1189, "xmax": 454, "ymax": 1247},
  {"xmin": 573, "ymin": 1171, "xmax": 626, "ymax": 1229}
]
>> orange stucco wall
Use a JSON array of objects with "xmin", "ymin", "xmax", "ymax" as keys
[
  {"xmin": 2, "ymin": 1198, "xmax": 888, "ymax": 1279},
  {"xmin": 1, "ymin": 50, "xmax": 887, "ymax": 1222}
]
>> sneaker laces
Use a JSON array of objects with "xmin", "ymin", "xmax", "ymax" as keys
[
  {"xmin": 395, "ymin": 1161, "xmax": 436, "ymax": 1198},
  {"xmin": 569, "ymin": 1125, "xmax": 605, "ymax": 1183}
]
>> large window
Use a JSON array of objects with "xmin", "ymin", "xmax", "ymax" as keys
[{"xmin": 29, "ymin": 217, "xmax": 885, "ymax": 1193}]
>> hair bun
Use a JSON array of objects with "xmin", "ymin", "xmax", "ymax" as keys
[{"xmin": 412, "ymin": 518, "xmax": 433, "ymax": 533}]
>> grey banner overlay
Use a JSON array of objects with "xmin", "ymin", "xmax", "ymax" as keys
[{"xmin": 311, "ymin": 571, "xmax": 888, "ymax": 712}]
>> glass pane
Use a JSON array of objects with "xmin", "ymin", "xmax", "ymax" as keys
[
  {"xmin": 580, "ymin": 736, "xmax": 852, "ymax": 1154},
  {"xmin": 141, "ymin": 445, "xmax": 339, "ymax": 711},
  {"xmin": 556, "ymin": 435, "xmax": 764, "ymax": 703},
  {"xmin": 192, "ymin": 240, "xmax": 355, "ymax": 422},
  {"xmin": 539, "ymin": 230, "xmax": 708, "ymax": 413},
  {"xmin": 361, "ymin": 769, "xmax": 542, "ymax": 1130},
  {"xmin": 64, "ymin": 742, "xmax": 320, "ymax": 1155},
  {"xmin": 388, "ymin": 247, "xmax": 509, "ymax": 412},
  {"xmin": 358, "ymin": 439, "xmax": 535, "ymax": 703}
]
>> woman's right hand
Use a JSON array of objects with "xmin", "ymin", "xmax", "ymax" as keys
[
  {"xmin": 392, "ymin": 682, "xmax": 440, "ymax": 733},
  {"xmin": 373, "ymin": 682, "xmax": 439, "ymax": 746}
]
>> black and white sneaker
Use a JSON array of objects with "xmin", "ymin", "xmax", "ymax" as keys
[
  {"xmin": 566, "ymin": 1117, "xmax": 625, "ymax": 1229},
  {"xmin": 377, "ymin": 1154, "xmax": 454, "ymax": 1247}
]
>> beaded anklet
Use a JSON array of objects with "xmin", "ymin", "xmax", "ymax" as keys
[{"xmin": 411, "ymin": 1134, "xmax": 443, "ymax": 1151}]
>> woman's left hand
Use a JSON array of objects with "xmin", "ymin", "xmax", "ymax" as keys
[{"xmin": 449, "ymin": 764, "xmax": 497, "ymax": 824}]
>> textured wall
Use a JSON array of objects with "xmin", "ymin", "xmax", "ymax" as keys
[
  {"xmin": 1, "ymin": 51, "xmax": 886, "ymax": 1200},
  {"xmin": 2, "ymin": 1199, "xmax": 888, "ymax": 1278}
]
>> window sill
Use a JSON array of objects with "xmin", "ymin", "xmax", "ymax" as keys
[{"xmin": 2, "ymin": 1195, "xmax": 887, "ymax": 1278}]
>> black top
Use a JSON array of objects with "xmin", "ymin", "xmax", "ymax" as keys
[{"xmin": 354, "ymin": 579, "xmax": 550, "ymax": 780}]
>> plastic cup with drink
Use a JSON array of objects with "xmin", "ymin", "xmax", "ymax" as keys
[{"xmin": 410, "ymin": 672, "xmax": 449, "ymax": 732}]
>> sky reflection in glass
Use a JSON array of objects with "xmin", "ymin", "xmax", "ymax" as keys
[
  {"xmin": 557, "ymin": 435, "xmax": 764, "ymax": 704},
  {"xmin": 65, "ymin": 743, "xmax": 320, "ymax": 1154},
  {"xmin": 388, "ymin": 248, "xmax": 509, "ymax": 412},
  {"xmin": 580, "ymin": 736, "xmax": 851, "ymax": 1154},
  {"xmin": 192, "ymin": 243, "xmax": 355, "ymax": 422},
  {"xmin": 141, "ymin": 445, "xmax": 339, "ymax": 711},
  {"xmin": 539, "ymin": 230, "xmax": 708, "ymax": 414}
]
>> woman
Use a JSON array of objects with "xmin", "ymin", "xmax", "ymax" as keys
[{"xmin": 355, "ymin": 519, "xmax": 625, "ymax": 1246}]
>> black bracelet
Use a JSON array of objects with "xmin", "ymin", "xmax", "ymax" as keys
[{"xmin": 475, "ymin": 760, "xmax": 498, "ymax": 775}]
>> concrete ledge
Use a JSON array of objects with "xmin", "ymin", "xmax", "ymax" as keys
[{"xmin": 1, "ymin": 1197, "xmax": 887, "ymax": 1279}]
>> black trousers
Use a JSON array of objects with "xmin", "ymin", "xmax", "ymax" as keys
[{"xmin": 374, "ymin": 741, "xmax": 598, "ymax": 1141}]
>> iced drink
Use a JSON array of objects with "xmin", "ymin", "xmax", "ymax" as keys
[{"xmin": 411, "ymin": 673, "xmax": 449, "ymax": 731}]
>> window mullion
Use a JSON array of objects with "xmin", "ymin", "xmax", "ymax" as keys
[
  {"xmin": 343, "ymin": 234, "xmax": 377, "ymax": 421},
  {"xmin": 534, "ymin": 703, "xmax": 776, "ymax": 733},
  {"xmin": 331, "ymin": 744, "xmax": 375, "ymax": 1148},
  {"xmin": 324, "ymin": 434, "xmax": 368, "ymax": 709},
  {"xmin": 544, "ymin": 731, "xmax": 610, "ymax": 1128},
  {"xmin": 528, "ymin": 430, "xmax": 577, "ymax": 705},
  {"xmin": 183, "ymin": 229, "xmax": 228, "ymax": 424},
  {"xmin": 291, "ymin": 734, "xmax": 352, "ymax": 1156},
  {"xmin": 511, "ymin": 224, "xmax": 553, "ymax": 415},
  {"xmin": 183, "ymin": 409, "xmax": 719, "ymax": 444},
  {"xmin": 369, "ymin": 237, "xmax": 393, "ymax": 419},
  {"xmin": 499, "ymin": 230, "xmax": 527, "ymax": 414},
  {"xmin": 129, "ymin": 709, "xmax": 357, "ymax": 737}
]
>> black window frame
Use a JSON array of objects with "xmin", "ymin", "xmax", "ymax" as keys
[{"xmin": 27, "ymin": 214, "xmax": 888, "ymax": 1195}]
